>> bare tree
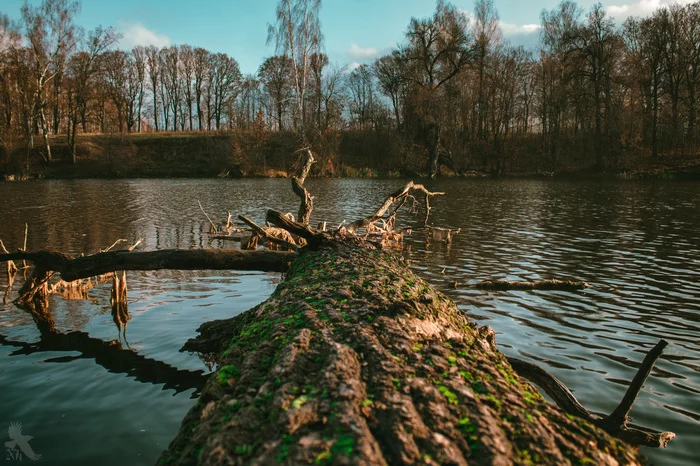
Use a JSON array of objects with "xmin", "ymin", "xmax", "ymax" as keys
[
  {"xmin": 259, "ymin": 55, "xmax": 293, "ymax": 130},
  {"xmin": 373, "ymin": 52, "xmax": 404, "ymax": 129},
  {"xmin": 179, "ymin": 45, "xmax": 195, "ymax": 130},
  {"xmin": 65, "ymin": 25, "xmax": 118, "ymax": 162},
  {"xmin": 145, "ymin": 45, "xmax": 161, "ymax": 132},
  {"xmin": 267, "ymin": 0, "xmax": 323, "ymax": 136},
  {"xmin": 399, "ymin": 0, "xmax": 472, "ymax": 176},
  {"xmin": 132, "ymin": 46, "xmax": 146, "ymax": 132},
  {"xmin": 21, "ymin": 0, "xmax": 79, "ymax": 162},
  {"xmin": 473, "ymin": 0, "xmax": 502, "ymax": 140},
  {"xmin": 347, "ymin": 64, "xmax": 376, "ymax": 130}
]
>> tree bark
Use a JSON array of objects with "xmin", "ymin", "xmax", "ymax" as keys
[{"xmin": 159, "ymin": 240, "xmax": 662, "ymax": 465}]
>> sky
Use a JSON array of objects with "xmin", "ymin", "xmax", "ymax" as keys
[{"xmin": 1, "ymin": 0, "xmax": 693, "ymax": 74}]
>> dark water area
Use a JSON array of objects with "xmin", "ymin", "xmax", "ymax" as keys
[{"xmin": 0, "ymin": 178, "xmax": 698, "ymax": 465}]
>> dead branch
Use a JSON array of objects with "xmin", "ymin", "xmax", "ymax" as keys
[
  {"xmin": 599, "ymin": 340, "xmax": 669, "ymax": 433},
  {"xmin": 292, "ymin": 149, "xmax": 315, "ymax": 225},
  {"xmin": 266, "ymin": 209, "xmax": 326, "ymax": 248},
  {"xmin": 474, "ymin": 279, "xmax": 590, "ymax": 291},
  {"xmin": 238, "ymin": 215, "xmax": 302, "ymax": 251},
  {"xmin": 429, "ymin": 227, "xmax": 461, "ymax": 244},
  {"xmin": 345, "ymin": 181, "xmax": 445, "ymax": 234},
  {"xmin": 1, "ymin": 239, "xmax": 19, "ymax": 304},
  {"xmin": 507, "ymin": 339, "xmax": 676, "ymax": 448},
  {"xmin": 127, "ymin": 238, "xmax": 144, "ymax": 252},
  {"xmin": 209, "ymin": 230, "xmax": 251, "ymax": 241},
  {"xmin": 22, "ymin": 223, "xmax": 28, "ymax": 269},
  {"xmin": 197, "ymin": 200, "xmax": 218, "ymax": 233},
  {"xmin": 101, "ymin": 239, "xmax": 128, "ymax": 253},
  {"xmin": 0, "ymin": 249, "xmax": 296, "ymax": 282}
]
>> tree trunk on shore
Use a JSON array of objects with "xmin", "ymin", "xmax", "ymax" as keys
[{"xmin": 159, "ymin": 240, "xmax": 653, "ymax": 466}]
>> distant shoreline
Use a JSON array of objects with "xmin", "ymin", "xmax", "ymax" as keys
[{"xmin": 2, "ymin": 132, "xmax": 699, "ymax": 182}]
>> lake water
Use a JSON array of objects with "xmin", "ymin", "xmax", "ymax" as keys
[{"xmin": 0, "ymin": 178, "xmax": 698, "ymax": 465}]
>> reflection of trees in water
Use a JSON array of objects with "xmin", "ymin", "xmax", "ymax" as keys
[{"xmin": 1, "ymin": 293, "xmax": 207, "ymax": 396}]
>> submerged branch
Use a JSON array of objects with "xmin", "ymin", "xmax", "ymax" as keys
[
  {"xmin": 507, "ymin": 340, "xmax": 676, "ymax": 448},
  {"xmin": 474, "ymin": 279, "xmax": 590, "ymax": 291}
]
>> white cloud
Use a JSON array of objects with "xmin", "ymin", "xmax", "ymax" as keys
[
  {"xmin": 348, "ymin": 43, "xmax": 378, "ymax": 60},
  {"xmin": 605, "ymin": 0, "xmax": 695, "ymax": 19},
  {"xmin": 499, "ymin": 21, "xmax": 541, "ymax": 36},
  {"xmin": 118, "ymin": 21, "xmax": 171, "ymax": 49},
  {"xmin": 348, "ymin": 61, "xmax": 362, "ymax": 71}
]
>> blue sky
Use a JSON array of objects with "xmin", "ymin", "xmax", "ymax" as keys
[{"xmin": 2, "ymin": 0, "xmax": 691, "ymax": 74}]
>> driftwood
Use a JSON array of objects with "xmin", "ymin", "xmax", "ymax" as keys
[{"xmin": 473, "ymin": 279, "xmax": 590, "ymax": 291}]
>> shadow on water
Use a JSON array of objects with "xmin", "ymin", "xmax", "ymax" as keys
[{"xmin": 1, "ymin": 294, "xmax": 208, "ymax": 397}]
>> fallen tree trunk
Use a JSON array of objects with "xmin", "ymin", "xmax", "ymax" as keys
[
  {"xmin": 0, "ymin": 249, "xmax": 295, "ymax": 282},
  {"xmin": 159, "ymin": 239, "xmax": 666, "ymax": 465}
]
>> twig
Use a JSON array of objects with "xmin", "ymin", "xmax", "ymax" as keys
[
  {"xmin": 127, "ymin": 238, "xmax": 144, "ymax": 252},
  {"xmin": 197, "ymin": 200, "xmax": 218, "ymax": 233},
  {"xmin": 22, "ymin": 223, "xmax": 28, "ymax": 269},
  {"xmin": 101, "ymin": 239, "xmax": 127, "ymax": 253}
]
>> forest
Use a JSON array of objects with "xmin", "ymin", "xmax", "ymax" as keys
[{"xmin": 0, "ymin": 0, "xmax": 699, "ymax": 177}]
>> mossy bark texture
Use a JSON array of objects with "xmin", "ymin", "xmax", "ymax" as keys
[{"xmin": 160, "ymin": 242, "xmax": 642, "ymax": 465}]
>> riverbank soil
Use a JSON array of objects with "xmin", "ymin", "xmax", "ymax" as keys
[{"xmin": 160, "ymin": 241, "xmax": 643, "ymax": 465}]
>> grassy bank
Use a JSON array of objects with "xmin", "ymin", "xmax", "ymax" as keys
[{"xmin": 1, "ymin": 131, "xmax": 699, "ymax": 180}]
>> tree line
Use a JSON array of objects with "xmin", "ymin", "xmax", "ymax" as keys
[{"xmin": 0, "ymin": 0, "xmax": 698, "ymax": 176}]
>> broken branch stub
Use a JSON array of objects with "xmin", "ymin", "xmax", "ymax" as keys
[{"xmin": 292, "ymin": 149, "xmax": 315, "ymax": 225}]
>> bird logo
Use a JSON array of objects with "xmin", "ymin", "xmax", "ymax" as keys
[{"xmin": 5, "ymin": 422, "xmax": 41, "ymax": 461}]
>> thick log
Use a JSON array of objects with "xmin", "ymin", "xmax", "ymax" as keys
[
  {"xmin": 0, "ymin": 249, "xmax": 296, "ymax": 282},
  {"xmin": 160, "ymin": 241, "xmax": 657, "ymax": 466}
]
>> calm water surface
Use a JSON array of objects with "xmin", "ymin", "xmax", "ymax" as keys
[{"xmin": 0, "ymin": 178, "xmax": 698, "ymax": 465}]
